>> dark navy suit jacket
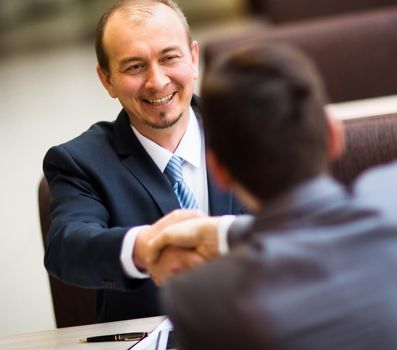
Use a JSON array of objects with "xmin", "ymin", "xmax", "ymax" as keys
[{"xmin": 43, "ymin": 97, "xmax": 245, "ymax": 322}]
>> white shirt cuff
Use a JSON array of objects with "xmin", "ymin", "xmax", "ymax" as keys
[
  {"xmin": 217, "ymin": 215, "xmax": 236, "ymax": 255},
  {"xmin": 120, "ymin": 226, "xmax": 150, "ymax": 279}
]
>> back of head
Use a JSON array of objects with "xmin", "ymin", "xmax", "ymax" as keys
[{"xmin": 202, "ymin": 43, "xmax": 328, "ymax": 201}]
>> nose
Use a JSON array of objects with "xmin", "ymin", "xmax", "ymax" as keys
[{"xmin": 145, "ymin": 64, "xmax": 170, "ymax": 91}]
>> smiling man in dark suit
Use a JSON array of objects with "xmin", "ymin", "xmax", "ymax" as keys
[
  {"xmin": 156, "ymin": 43, "xmax": 397, "ymax": 349},
  {"xmin": 43, "ymin": 0, "xmax": 244, "ymax": 323}
]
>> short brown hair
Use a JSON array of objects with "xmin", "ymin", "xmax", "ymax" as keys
[
  {"xmin": 202, "ymin": 43, "xmax": 329, "ymax": 201},
  {"xmin": 95, "ymin": 0, "xmax": 192, "ymax": 72}
]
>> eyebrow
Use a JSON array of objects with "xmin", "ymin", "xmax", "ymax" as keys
[{"xmin": 161, "ymin": 46, "xmax": 182, "ymax": 55}]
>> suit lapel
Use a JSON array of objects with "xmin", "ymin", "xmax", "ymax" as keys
[
  {"xmin": 112, "ymin": 103, "xmax": 238, "ymax": 217},
  {"xmin": 113, "ymin": 110, "xmax": 180, "ymax": 215}
]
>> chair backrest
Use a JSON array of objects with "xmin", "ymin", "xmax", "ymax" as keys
[
  {"xmin": 204, "ymin": 6, "xmax": 397, "ymax": 103},
  {"xmin": 331, "ymin": 113, "xmax": 397, "ymax": 186},
  {"xmin": 248, "ymin": 0, "xmax": 397, "ymax": 23},
  {"xmin": 38, "ymin": 177, "xmax": 97, "ymax": 328}
]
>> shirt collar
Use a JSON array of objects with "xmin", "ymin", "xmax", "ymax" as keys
[{"xmin": 130, "ymin": 107, "xmax": 202, "ymax": 172}]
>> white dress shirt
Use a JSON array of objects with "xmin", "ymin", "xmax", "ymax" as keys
[{"xmin": 120, "ymin": 108, "xmax": 209, "ymax": 278}]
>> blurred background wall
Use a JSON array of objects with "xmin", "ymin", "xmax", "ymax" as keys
[{"xmin": 0, "ymin": 0, "xmax": 253, "ymax": 336}]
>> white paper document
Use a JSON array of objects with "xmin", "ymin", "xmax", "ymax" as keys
[{"xmin": 128, "ymin": 318, "xmax": 174, "ymax": 350}]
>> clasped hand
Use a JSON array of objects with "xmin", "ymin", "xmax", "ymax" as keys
[{"xmin": 134, "ymin": 210, "xmax": 221, "ymax": 286}]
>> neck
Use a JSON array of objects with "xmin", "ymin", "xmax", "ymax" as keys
[{"xmin": 152, "ymin": 127, "xmax": 186, "ymax": 152}]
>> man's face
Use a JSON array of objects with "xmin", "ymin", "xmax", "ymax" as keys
[{"xmin": 98, "ymin": 3, "xmax": 199, "ymax": 140}]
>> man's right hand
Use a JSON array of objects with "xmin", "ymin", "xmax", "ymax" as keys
[
  {"xmin": 149, "ymin": 246, "xmax": 205, "ymax": 287},
  {"xmin": 147, "ymin": 216, "xmax": 222, "ymax": 264},
  {"xmin": 133, "ymin": 209, "xmax": 205, "ymax": 272}
]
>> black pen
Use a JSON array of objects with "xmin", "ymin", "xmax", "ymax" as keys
[{"xmin": 80, "ymin": 331, "xmax": 148, "ymax": 342}]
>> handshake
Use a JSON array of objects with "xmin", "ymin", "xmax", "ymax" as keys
[{"xmin": 134, "ymin": 210, "xmax": 225, "ymax": 286}]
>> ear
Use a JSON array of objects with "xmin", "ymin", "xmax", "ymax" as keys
[
  {"xmin": 96, "ymin": 64, "xmax": 117, "ymax": 99},
  {"xmin": 325, "ymin": 110, "xmax": 345, "ymax": 160},
  {"xmin": 190, "ymin": 41, "xmax": 200, "ymax": 79},
  {"xmin": 206, "ymin": 150, "xmax": 234, "ymax": 190}
]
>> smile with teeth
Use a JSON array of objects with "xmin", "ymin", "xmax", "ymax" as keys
[{"xmin": 145, "ymin": 92, "xmax": 175, "ymax": 106}]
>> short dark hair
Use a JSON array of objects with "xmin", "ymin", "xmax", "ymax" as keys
[
  {"xmin": 201, "ymin": 43, "xmax": 329, "ymax": 201},
  {"xmin": 95, "ymin": 0, "xmax": 192, "ymax": 72}
]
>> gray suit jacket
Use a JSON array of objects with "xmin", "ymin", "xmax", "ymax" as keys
[{"xmin": 162, "ymin": 173, "xmax": 397, "ymax": 350}]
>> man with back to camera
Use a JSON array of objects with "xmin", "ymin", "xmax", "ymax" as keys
[
  {"xmin": 43, "ymin": 0, "xmax": 244, "ymax": 323},
  {"xmin": 153, "ymin": 43, "xmax": 397, "ymax": 349}
]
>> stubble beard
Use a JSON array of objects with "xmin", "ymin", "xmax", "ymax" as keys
[{"xmin": 145, "ymin": 111, "xmax": 184, "ymax": 130}]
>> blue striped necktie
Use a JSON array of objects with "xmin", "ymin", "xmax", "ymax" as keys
[{"xmin": 164, "ymin": 155, "xmax": 198, "ymax": 209}]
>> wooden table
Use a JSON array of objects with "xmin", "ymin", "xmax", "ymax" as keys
[{"xmin": 0, "ymin": 316, "xmax": 166, "ymax": 350}]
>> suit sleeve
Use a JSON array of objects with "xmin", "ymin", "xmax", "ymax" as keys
[
  {"xmin": 43, "ymin": 145, "xmax": 145, "ymax": 291},
  {"xmin": 161, "ymin": 266, "xmax": 221, "ymax": 350},
  {"xmin": 227, "ymin": 215, "xmax": 255, "ymax": 246},
  {"xmin": 161, "ymin": 250, "xmax": 265, "ymax": 350}
]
